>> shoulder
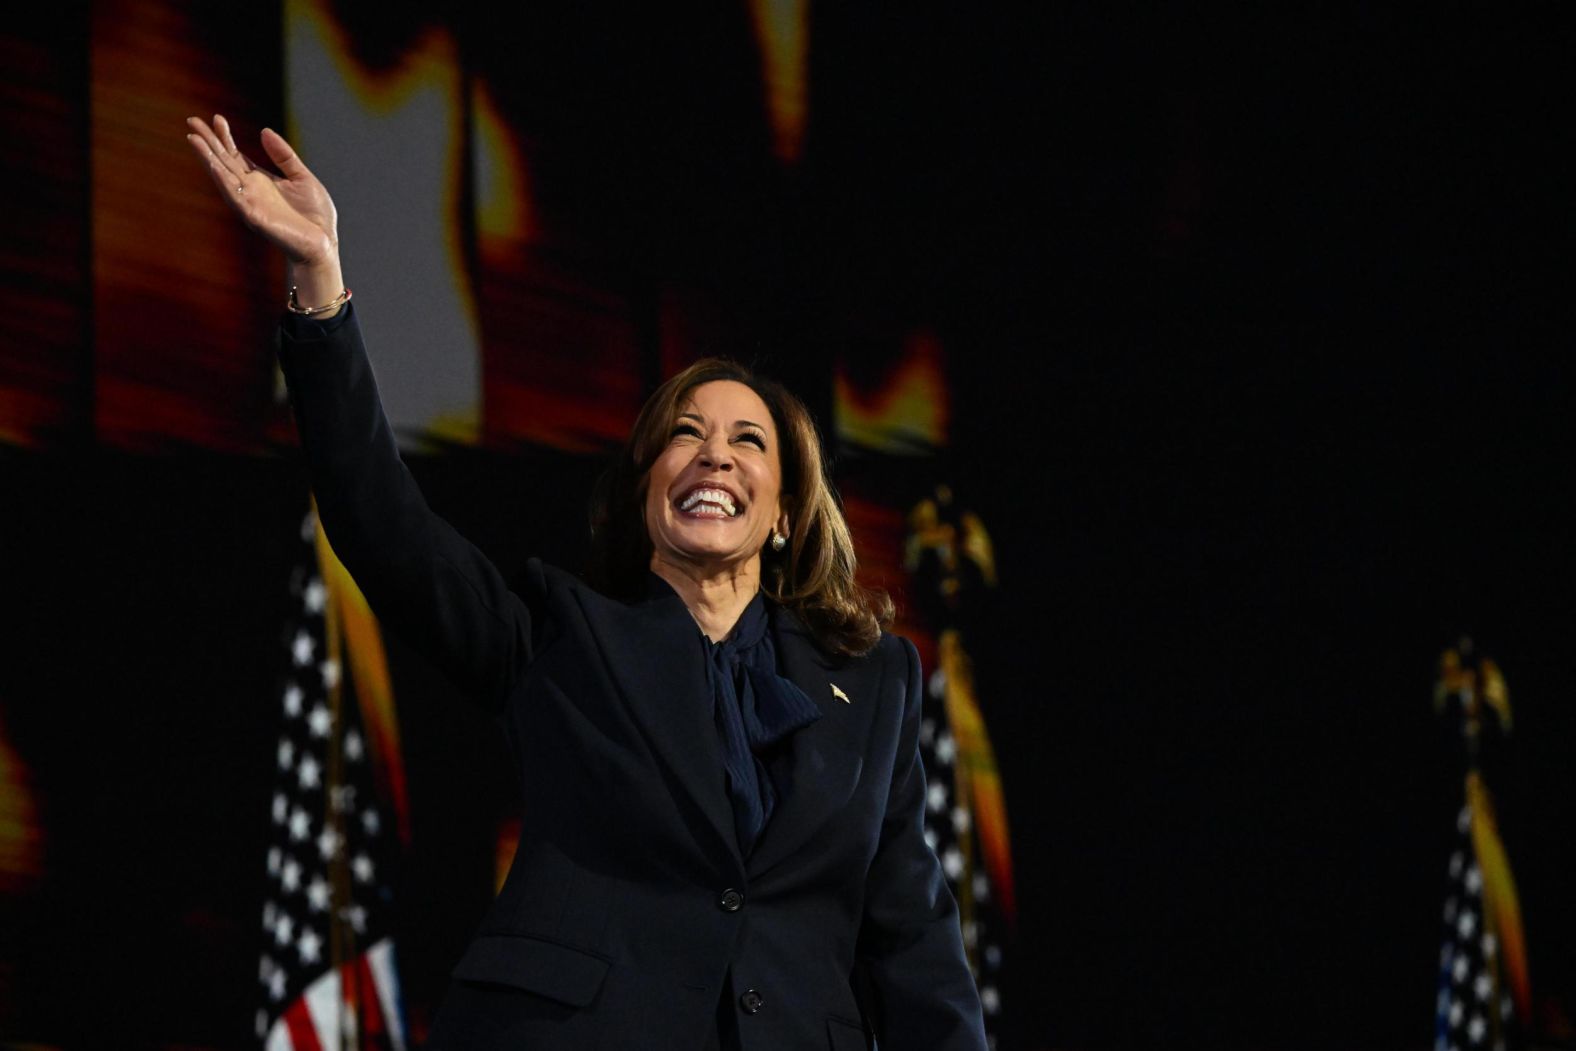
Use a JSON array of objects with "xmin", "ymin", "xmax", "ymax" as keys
[
  {"xmin": 875, "ymin": 629, "xmax": 919, "ymax": 665},
  {"xmin": 858, "ymin": 630, "xmax": 921, "ymax": 693},
  {"xmin": 874, "ymin": 630, "xmax": 916, "ymax": 666},
  {"xmin": 513, "ymin": 557, "xmax": 610, "ymax": 609},
  {"xmin": 514, "ymin": 558, "xmax": 680, "ymax": 622},
  {"xmin": 889, "ymin": 633, "xmax": 923, "ymax": 695}
]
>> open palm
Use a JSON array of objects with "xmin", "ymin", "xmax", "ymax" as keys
[{"xmin": 185, "ymin": 114, "xmax": 339, "ymax": 266}]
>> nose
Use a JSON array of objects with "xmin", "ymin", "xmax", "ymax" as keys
[{"xmin": 697, "ymin": 432, "xmax": 734, "ymax": 470}]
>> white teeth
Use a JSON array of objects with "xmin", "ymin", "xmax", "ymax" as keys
[{"xmin": 678, "ymin": 487, "xmax": 739, "ymax": 516}]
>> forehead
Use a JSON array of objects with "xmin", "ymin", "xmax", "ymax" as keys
[{"xmin": 677, "ymin": 380, "xmax": 774, "ymax": 430}]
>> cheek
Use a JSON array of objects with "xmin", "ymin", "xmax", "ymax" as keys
[{"xmin": 641, "ymin": 480, "xmax": 665, "ymax": 534}]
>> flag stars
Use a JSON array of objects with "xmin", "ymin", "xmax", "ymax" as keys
[
  {"xmin": 297, "ymin": 927, "xmax": 322, "ymax": 965},
  {"xmin": 927, "ymin": 782, "xmax": 948, "ymax": 812},
  {"xmin": 283, "ymin": 683, "xmax": 304, "ymax": 717},
  {"xmin": 289, "ymin": 807, "xmax": 311, "ymax": 842},
  {"xmin": 1481, "ymin": 932, "xmax": 1497, "ymax": 959},
  {"xmin": 934, "ymin": 732, "xmax": 957, "ymax": 764},
  {"xmin": 307, "ymin": 876, "xmax": 330, "ymax": 913},
  {"xmin": 298, "ymin": 754, "xmax": 321, "ymax": 790},
  {"xmin": 281, "ymin": 858, "xmax": 302, "ymax": 894},
  {"xmin": 1455, "ymin": 909, "xmax": 1476, "ymax": 940},
  {"xmin": 277, "ymin": 738, "xmax": 295, "ymax": 771},
  {"xmin": 1473, "ymin": 973, "xmax": 1492, "ymax": 1002},
  {"xmin": 268, "ymin": 967, "xmax": 287, "ymax": 1002},
  {"xmin": 919, "ymin": 718, "xmax": 936, "ymax": 747},
  {"xmin": 303, "ymin": 577, "xmax": 326, "ymax": 613},
  {"xmin": 307, "ymin": 705, "xmax": 332, "ymax": 738},
  {"xmin": 1467, "ymin": 1015, "xmax": 1486, "ymax": 1042},
  {"xmin": 331, "ymin": 785, "xmax": 358, "ymax": 814},
  {"xmin": 352, "ymin": 853, "xmax": 376, "ymax": 884},
  {"xmin": 951, "ymin": 806, "xmax": 971, "ymax": 834},
  {"xmin": 343, "ymin": 904, "xmax": 367, "ymax": 934},
  {"xmin": 292, "ymin": 630, "xmax": 316, "ymax": 666},
  {"xmin": 272, "ymin": 793, "xmax": 288, "ymax": 824},
  {"xmin": 360, "ymin": 809, "xmax": 381, "ymax": 836},
  {"xmin": 316, "ymin": 827, "xmax": 342, "ymax": 861},
  {"xmin": 267, "ymin": 848, "xmax": 282, "ymax": 875},
  {"xmin": 321, "ymin": 658, "xmax": 341, "ymax": 689},
  {"xmin": 941, "ymin": 847, "xmax": 964, "ymax": 880},
  {"xmin": 1449, "ymin": 1001, "xmax": 1464, "ymax": 1028},
  {"xmin": 1452, "ymin": 954, "xmax": 1470, "ymax": 983},
  {"xmin": 981, "ymin": 985, "xmax": 1000, "ymax": 1014},
  {"xmin": 274, "ymin": 913, "xmax": 294, "ymax": 947},
  {"xmin": 344, "ymin": 730, "xmax": 364, "ymax": 762},
  {"xmin": 973, "ymin": 873, "xmax": 991, "ymax": 901},
  {"xmin": 1464, "ymin": 865, "xmax": 1482, "ymax": 894}
]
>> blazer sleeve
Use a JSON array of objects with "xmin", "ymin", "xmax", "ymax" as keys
[
  {"xmin": 855, "ymin": 635, "xmax": 989, "ymax": 1050},
  {"xmin": 276, "ymin": 303, "xmax": 535, "ymax": 710}
]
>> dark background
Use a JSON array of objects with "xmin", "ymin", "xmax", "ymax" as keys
[{"xmin": 4, "ymin": 4, "xmax": 1574, "ymax": 1048}]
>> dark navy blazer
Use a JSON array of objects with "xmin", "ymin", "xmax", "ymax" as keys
[{"xmin": 277, "ymin": 305, "xmax": 988, "ymax": 1051}]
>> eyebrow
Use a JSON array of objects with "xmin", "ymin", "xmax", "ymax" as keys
[{"xmin": 676, "ymin": 412, "xmax": 767, "ymax": 431}]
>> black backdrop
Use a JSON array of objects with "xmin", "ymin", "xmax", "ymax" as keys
[{"xmin": 4, "ymin": 5, "xmax": 1574, "ymax": 1048}]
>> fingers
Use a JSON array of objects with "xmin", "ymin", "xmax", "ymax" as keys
[
  {"xmin": 195, "ymin": 140, "xmax": 252, "ymax": 215},
  {"xmin": 212, "ymin": 113, "xmax": 260, "ymax": 173},
  {"xmin": 260, "ymin": 127, "xmax": 311, "ymax": 180},
  {"xmin": 186, "ymin": 115, "xmax": 246, "ymax": 183},
  {"xmin": 185, "ymin": 119, "xmax": 264, "ymax": 217}
]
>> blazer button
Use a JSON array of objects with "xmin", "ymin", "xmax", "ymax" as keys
[
  {"xmin": 739, "ymin": 988, "xmax": 764, "ymax": 1014},
  {"xmin": 718, "ymin": 888, "xmax": 744, "ymax": 912}
]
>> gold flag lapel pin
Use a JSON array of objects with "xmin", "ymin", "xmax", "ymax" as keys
[{"xmin": 831, "ymin": 683, "xmax": 852, "ymax": 704}]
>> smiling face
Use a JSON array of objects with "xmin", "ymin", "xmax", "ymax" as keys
[{"xmin": 643, "ymin": 380, "xmax": 790, "ymax": 580}]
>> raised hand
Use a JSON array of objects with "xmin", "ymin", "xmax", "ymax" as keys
[{"xmin": 185, "ymin": 114, "xmax": 339, "ymax": 269}]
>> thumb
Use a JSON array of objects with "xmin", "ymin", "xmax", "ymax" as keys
[{"xmin": 260, "ymin": 127, "xmax": 311, "ymax": 179}]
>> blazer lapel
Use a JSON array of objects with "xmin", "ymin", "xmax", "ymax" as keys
[
  {"xmin": 579, "ymin": 587, "xmax": 744, "ymax": 875},
  {"xmin": 746, "ymin": 607, "xmax": 873, "ymax": 879}
]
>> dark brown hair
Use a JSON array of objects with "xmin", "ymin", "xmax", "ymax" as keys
[{"xmin": 588, "ymin": 358, "xmax": 892, "ymax": 657}]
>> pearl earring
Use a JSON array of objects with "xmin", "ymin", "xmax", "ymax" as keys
[{"xmin": 770, "ymin": 532, "xmax": 787, "ymax": 552}]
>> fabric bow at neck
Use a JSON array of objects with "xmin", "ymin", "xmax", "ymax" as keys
[{"xmin": 703, "ymin": 593, "xmax": 822, "ymax": 857}]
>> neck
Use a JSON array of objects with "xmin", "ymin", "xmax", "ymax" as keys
[{"xmin": 651, "ymin": 555, "xmax": 761, "ymax": 642}]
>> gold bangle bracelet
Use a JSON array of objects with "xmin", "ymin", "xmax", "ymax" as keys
[{"xmin": 286, "ymin": 286, "xmax": 353, "ymax": 316}]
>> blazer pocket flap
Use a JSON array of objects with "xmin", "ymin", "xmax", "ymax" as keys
[
  {"xmin": 451, "ymin": 934, "xmax": 611, "ymax": 1007},
  {"xmin": 826, "ymin": 1015, "xmax": 872, "ymax": 1051}
]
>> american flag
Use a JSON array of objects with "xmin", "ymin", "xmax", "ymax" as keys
[
  {"xmin": 1433, "ymin": 642, "xmax": 1530, "ymax": 1051},
  {"xmin": 904, "ymin": 489, "xmax": 1014, "ymax": 1051},
  {"xmin": 1435, "ymin": 800, "xmax": 1519, "ymax": 1051},
  {"xmin": 919, "ymin": 639, "xmax": 1009, "ymax": 1051},
  {"xmin": 257, "ymin": 505, "xmax": 407, "ymax": 1049}
]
